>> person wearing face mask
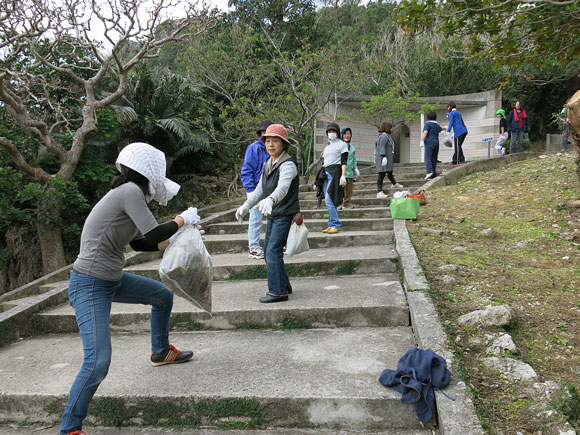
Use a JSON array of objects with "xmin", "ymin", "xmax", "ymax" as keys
[
  {"xmin": 321, "ymin": 122, "xmax": 349, "ymax": 233},
  {"xmin": 235, "ymin": 124, "xmax": 302, "ymax": 303},
  {"xmin": 376, "ymin": 122, "xmax": 403, "ymax": 199},
  {"xmin": 339, "ymin": 127, "xmax": 360, "ymax": 210},
  {"xmin": 60, "ymin": 142, "xmax": 196, "ymax": 435}
]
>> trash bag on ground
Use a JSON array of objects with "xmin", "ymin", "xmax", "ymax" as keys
[{"xmin": 159, "ymin": 225, "xmax": 212, "ymax": 313}]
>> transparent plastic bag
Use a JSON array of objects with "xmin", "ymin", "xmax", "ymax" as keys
[
  {"xmin": 159, "ymin": 225, "xmax": 212, "ymax": 313},
  {"xmin": 286, "ymin": 221, "xmax": 309, "ymax": 256}
]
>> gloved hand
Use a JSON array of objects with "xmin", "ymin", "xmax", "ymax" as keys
[
  {"xmin": 445, "ymin": 131, "xmax": 451, "ymax": 141},
  {"xmin": 177, "ymin": 207, "xmax": 200, "ymax": 226},
  {"xmin": 339, "ymin": 175, "xmax": 347, "ymax": 187},
  {"xmin": 354, "ymin": 168, "xmax": 360, "ymax": 177},
  {"xmin": 257, "ymin": 197, "xmax": 273, "ymax": 215},
  {"xmin": 235, "ymin": 202, "xmax": 250, "ymax": 223},
  {"xmin": 381, "ymin": 157, "xmax": 388, "ymax": 167},
  {"xmin": 420, "ymin": 141, "xmax": 425, "ymax": 147}
]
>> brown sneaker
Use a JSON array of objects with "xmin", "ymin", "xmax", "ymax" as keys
[{"xmin": 151, "ymin": 344, "xmax": 193, "ymax": 366}]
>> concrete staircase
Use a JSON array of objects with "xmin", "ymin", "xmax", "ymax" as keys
[{"xmin": 0, "ymin": 164, "xmax": 444, "ymax": 433}]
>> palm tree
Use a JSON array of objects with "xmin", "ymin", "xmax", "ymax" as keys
[{"xmin": 112, "ymin": 65, "xmax": 211, "ymax": 180}]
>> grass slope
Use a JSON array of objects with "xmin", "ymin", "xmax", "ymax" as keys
[{"xmin": 407, "ymin": 152, "xmax": 580, "ymax": 433}]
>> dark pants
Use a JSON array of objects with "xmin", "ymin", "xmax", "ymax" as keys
[
  {"xmin": 425, "ymin": 143, "xmax": 439, "ymax": 174},
  {"xmin": 452, "ymin": 133, "xmax": 467, "ymax": 164},
  {"xmin": 377, "ymin": 171, "xmax": 396, "ymax": 192},
  {"xmin": 264, "ymin": 215, "xmax": 293, "ymax": 295}
]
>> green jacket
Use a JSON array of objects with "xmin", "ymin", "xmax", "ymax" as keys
[{"xmin": 345, "ymin": 143, "xmax": 358, "ymax": 178}]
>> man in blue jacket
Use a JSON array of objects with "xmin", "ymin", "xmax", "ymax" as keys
[{"xmin": 241, "ymin": 119, "xmax": 272, "ymax": 259}]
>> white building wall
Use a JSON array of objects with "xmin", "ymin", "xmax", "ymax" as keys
[{"xmin": 316, "ymin": 90, "xmax": 503, "ymax": 164}]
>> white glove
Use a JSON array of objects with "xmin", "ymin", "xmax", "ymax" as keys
[
  {"xmin": 257, "ymin": 197, "xmax": 273, "ymax": 216},
  {"xmin": 354, "ymin": 168, "xmax": 360, "ymax": 177},
  {"xmin": 177, "ymin": 207, "xmax": 200, "ymax": 226},
  {"xmin": 445, "ymin": 131, "xmax": 451, "ymax": 141},
  {"xmin": 235, "ymin": 202, "xmax": 250, "ymax": 223},
  {"xmin": 381, "ymin": 157, "xmax": 387, "ymax": 167},
  {"xmin": 339, "ymin": 175, "xmax": 347, "ymax": 187},
  {"xmin": 420, "ymin": 141, "xmax": 425, "ymax": 147}
]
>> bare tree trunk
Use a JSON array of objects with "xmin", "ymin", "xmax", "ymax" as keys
[{"xmin": 36, "ymin": 222, "xmax": 67, "ymax": 273}]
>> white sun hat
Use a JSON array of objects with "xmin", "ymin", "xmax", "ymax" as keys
[{"xmin": 116, "ymin": 142, "xmax": 180, "ymax": 206}]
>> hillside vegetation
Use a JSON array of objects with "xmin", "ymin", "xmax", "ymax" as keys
[{"xmin": 408, "ymin": 152, "xmax": 580, "ymax": 433}]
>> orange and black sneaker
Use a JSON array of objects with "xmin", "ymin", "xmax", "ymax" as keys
[
  {"xmin": 68, "ymin": 431, "xmax": 87, "ymax": 435},
  {"xmin": 151, "ymin": 344, "xmax": 193, "ymax": 366}
]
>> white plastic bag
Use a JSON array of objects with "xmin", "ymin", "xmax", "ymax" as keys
[
  {"xmin": 443, "ymin": 131, "xmax": 454, "ymax": 148},
  {"xmin": 159, "ymin": 225, "xmax": 213, "ymax": 313},
  {"xmin": 285, "ymin": 222, "xmax": 309, "ymax": 256}
]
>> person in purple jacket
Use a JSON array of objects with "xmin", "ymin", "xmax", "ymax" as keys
[
  {"xmin": 241, "ymin": 119, "xmax": 273, "ymax": 259},
  {"xmin": 445, "ymin": 102, "xmax": 468, "ymax": 165}
]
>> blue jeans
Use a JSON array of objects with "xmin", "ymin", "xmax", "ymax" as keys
[
  {"xmin": 59, "ymin": 271, "xmax": 174, "ymax": 435},
  {"xmin": 263, "ymin": 215, "xmax": 292, "ymax": 295},
  {"xmin": 324, "ymin": 172, "xmax": 341, "ymax": 228},
  {"xmin": 495, "ymin": 133, "xmax": 507, "ymax": 156},
  {"xmin": 424, "ymin": 143, "xmax": 439, "ymax": 174},
  {"xmin": 247, "ymin": 192, "xmax": 263, "ymax": 251}
]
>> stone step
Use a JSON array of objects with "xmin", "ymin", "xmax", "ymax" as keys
[
  {"xmin": 299, "ymin": 197, "xmax": 390, "ymax": 208},
  {"xmin": 350, "ymin": 179, "xmax": 425, "ymax": 190},
  {"xmin": 37, "ymin": 274, "xmax": 409, "ymax": 333},
  {"xmin": 207, "ymin": 218, "xmax": 393, "ymax": 235},
  {"xmin": 301, "ymin": 206, "xmax": 390, "ymax": 219},
  {"xmin": 202, "ymin": 206, "xmax": 392, "ymax": 227},
  {"xmin": 0, "ymin": 427, "xmax": 432, "ymax": 435},
  {"xmin": 124, "ymin": 245, "xmax": 399, "ymax": 281},
  {"xmin": 1, "ymin": 294, "xmax": 41, "ymax": 311},
  {"xmin": 0, "ymin": 426, "xmax": 435, "ymax": 435},
  {"xmin": 0, "ymin": 327, "xmax": 422, "ymax": 430},
  {"xmin": 355, "ymin": 172, "xmax": 426, "ymax": 182},
  {"xmin": 299, "ymin": 187, "xmax": 421, "ymax": 201},
  {"xmin": 203, "ymin": 229, "xmax": 393, "ymax": 254}
]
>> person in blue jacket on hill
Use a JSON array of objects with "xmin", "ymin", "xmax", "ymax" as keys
[
  {"xmin": 241, "ymin": 119, "xmax": 273, "ymax": 259},
  {"xmin": 445, "ymin": 102, "xmax": 468, "ymax": 165}
]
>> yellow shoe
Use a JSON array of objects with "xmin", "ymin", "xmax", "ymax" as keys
[
  {"xmin": 327, "ymin": 227, "xmax": 339, "ymax": 234},
  {"xmin": 322, "ymin": 227, "xmax": 331, "ymax": 233}
]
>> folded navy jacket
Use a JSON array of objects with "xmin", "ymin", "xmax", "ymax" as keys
[{"xmin": 379, "ymin": 348, "xmax": 451, "ymax": 425}]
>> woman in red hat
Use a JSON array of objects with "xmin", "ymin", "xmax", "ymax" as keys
[{"xmin": 235, "ymin": 124, "xmax": 302, "ymax": 303}]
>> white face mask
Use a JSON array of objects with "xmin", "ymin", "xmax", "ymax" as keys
[{"xmin": 328, "ymin": 132, "xmax": 337, "ymax": 141}]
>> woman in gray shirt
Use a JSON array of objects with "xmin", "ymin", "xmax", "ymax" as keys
[{"xmin": 60, "ymin": 143, "xmax": 198, "ymax": 435}]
